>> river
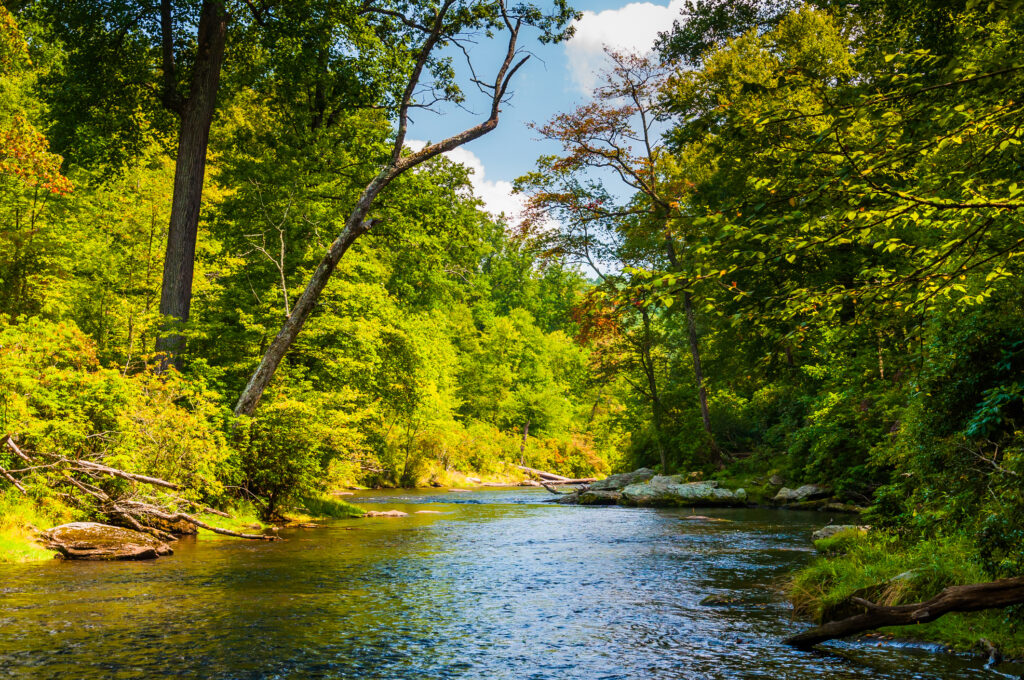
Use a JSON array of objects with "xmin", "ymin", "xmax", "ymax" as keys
[{"xmin": 0, "ymin": 488, "xmax": 1017, "ymax": 679}]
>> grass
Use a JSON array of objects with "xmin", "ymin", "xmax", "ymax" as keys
[
  {"xmin": 813, "ymin": 527, "xmax": 869, "ymax": 555},
  {"xmin": 297, "ymin": 495, "xmax": 365, "ymax": 519},
  {"xmin": 788, "ymin": 531, "xmax": 1024, "ymax": 657},
  {"xmin": 0, "ymin": 491, "xmax": 78, "ymax": 563}
]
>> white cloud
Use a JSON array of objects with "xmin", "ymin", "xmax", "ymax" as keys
[
  {"xmin": 406, "ymin": 140, "xmax": 525, "ymax": 225},
  {"xmin": 566, "ymin": 0, "xmax": 686, "ymax": 93}
]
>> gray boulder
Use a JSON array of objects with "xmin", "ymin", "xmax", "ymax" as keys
[
  {"xmin": 773, "ymin": 484, "xmax": 832, "ymax": 504},
  {"xmin": 590, "ymin": 467, "xmax": 656, "ymax": 491},
  {"xmin": 620, "ymin": 476, "xmax": 747, "ymax": 508},
  {"xmin": 42, "ymin": 522, "xmax": 173, "ymax": 561}
]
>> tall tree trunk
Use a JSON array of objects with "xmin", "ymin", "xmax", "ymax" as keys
[
  {"xmin": 233, "ymin": 174, "xmax": 383, "ymax": 416},
  {"xmin": 520, "ymin": 419, "xmax": 530, "ymax": 466},
  {"xmin": 154, "ymin": 1, "xmax": 228, "ymax": 369},
  {"xmin": 231, "ymin": 4, "xmax": 528, "ymax": 415},
  {"xmin": 666, "ymin": 235, "xmax": 721, "ymax": 466},
  {"xmin": 639, "ymin": 308, "xmax": 668, "ymax": 472},
  {"xmin": 683, "ymin": 290, "xmax": 721, "ymax": 466}
]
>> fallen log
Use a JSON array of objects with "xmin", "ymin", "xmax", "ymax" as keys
[
  {"xmin": 510, "ymin": 463, "xmax": 570, "ymax": 481},
  {"xmin": 0, "ymin": 463, "xmax": 27, "ymax": 495},
  {"xmin": 117, "ymin": 501, "xmax": 279, "ymax": 541},
  {"xmin": 2, "ymin": 434, "xmax": 33, "ymax": 463},
  {"xmin": 70, "ymin": 460, "xmax": 179, "ymax": 490},
  {"xmin": 540, "ymin": 481, "xmax": 581, "ymax": 495},
  {"xmin": 785, "ymin": 576, "xmax": 1024, "ymax": 648},
  {"xmin": 160, "ymin": 494, "xmax": 233, "ymax": 518}
]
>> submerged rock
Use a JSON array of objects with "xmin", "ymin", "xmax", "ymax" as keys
[
  {"xmin": 683, "ymin": 515, "xmax": 732, "ymax": 523},
  {"xmin": 773, "ymin": 484, "xmax": 832, "ymax": 504},
  {"xmin": 620, "ymin": 477, "xmax": 747, "ymax": 508},
  {"xmin": 42, "ymin": 522, "xmax": 173, "ymax": 561},
  {"xmin": 700, "ymin": 594, "xmax": 740, "ymax": 606},
  {"xmin": 589, "ymin": 468, "xmax": 656, "ymax": 491},
  {"xmin": 364, "ymin": 510, "xmax": 408, "ymax": 518}
]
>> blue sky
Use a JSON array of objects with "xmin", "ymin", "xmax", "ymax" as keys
[{"xmin": 407, "ymin": 0, "xmax": 689, "ymax": 222}]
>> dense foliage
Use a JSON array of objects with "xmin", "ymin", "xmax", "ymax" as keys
[{"xmin": 0, "ymin": 2, "xmax": 614, "ymax": 524}]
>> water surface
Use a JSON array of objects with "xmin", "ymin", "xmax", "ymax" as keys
[{"xmin": 0, "ymin": 488, "xmax": 1017, "ymax": 679}]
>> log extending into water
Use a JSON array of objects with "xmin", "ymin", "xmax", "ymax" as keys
[
  {"xmin": 511, "ymin": 463, "xmax": 570, "ymax": 481},
  {"xmin": 785, "ymin": 576, "xmax": 1024, "ymax": 648},
  {"xmin": 510, "ymin": 463, "xmax": 594, "ymax": 484},
  {"xmin": 540, "ymin": 481, "xmax": 577, "ymax": 495},
  {"xmin": 117, "ymin": 502, "xmax": 278, "ymax": 541}
]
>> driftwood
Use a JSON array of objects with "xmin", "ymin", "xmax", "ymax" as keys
[
  {"xmin": 540, "ymin": 481, "xmax": 579, "ymax": 495},
  {"xmin": 511, "ymin": 463, "xmax": 570, "ymax": 481},
  {"xmin": 1, "ymin": 434, "xmax": 270, "ymax": 542},
  {"xmin": 785, "ymin": 576, "xmax": 1024, "ymax": 648}
]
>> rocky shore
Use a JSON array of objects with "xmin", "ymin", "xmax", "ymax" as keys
[{"xmin": 550, "ymin": 467, "xmax": 863, "ymax": 513}]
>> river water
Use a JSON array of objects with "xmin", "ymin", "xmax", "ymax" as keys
[{"xmin": 0, "ymin": 487, "xmax": 1018, "ymax": 679}]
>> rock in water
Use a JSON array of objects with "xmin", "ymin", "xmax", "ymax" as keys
[
  {"xmin": 577, "ymin": 490, "xmax": 621, "ymax": 505},
  {"xmin": 42, "ymin": 522, "xmax": 173, "ymax": 561},
  {"xmin": 620, "ymin": 476, "xmax": 747, "ymax": 507},
  {"xmin": 773, "ymin": 484, "xmax": 832, "ymax": 504},
  {"xmin": 364, "ymin": 510, "xmax": 408, "ymax": 517},
  {"xmin": 589, "ymin": 467, "xmax": 656, "ymax": 491}
]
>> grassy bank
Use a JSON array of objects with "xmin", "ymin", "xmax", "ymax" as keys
[
  {"xmin": 0, "ymin": 492, "xmax": 76, "ymax": 563},
  {"xmin": 0, "ymin": 492, "xmax": 368, "ymax": 560},
  {"xmin": 788, "ymin": 531, "xmax": 1024, "ymax": 657}
]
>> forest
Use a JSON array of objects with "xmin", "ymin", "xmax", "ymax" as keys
[{"xmin": 1, "ymin": 0, "xmax": 1024, "ymax": 667}]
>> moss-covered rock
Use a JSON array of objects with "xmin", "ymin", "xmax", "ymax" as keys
[
  {"xmin": 773, "ymin": 484, "xmax": 832, "ymax": 504},
  {"xmin": 589, "ymin": 468, "xmax": 656, "ymax": 491},
  {"xmin": 619, "ymin": 477, "xmax": 748, "ymax": 507},
  {"xmin": 42, "ymin": 522, "xmax": 173, "ymax": 561}
]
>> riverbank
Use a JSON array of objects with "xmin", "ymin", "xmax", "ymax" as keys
[
  {"xmin": 787, "ymin": 530, "xmax": 1024, "ymax": 658},
  {"xmin": 2, "ymin": 486, "xmax": 1009, "ymax": 679},
  {"xmin": 0, "ymin": 491, "xmax": 365, "ymax": 563}
]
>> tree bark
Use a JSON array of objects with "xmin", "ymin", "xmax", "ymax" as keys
[
  {"xmin": 784, "ymin": 577, "xmax": 1024, "ymax": 648},
  {"xmin": 233, "ymin": 192, "xmax": 378, "ymax": 416},
  {"xmin": 154, "ymin": 1, "xmax": 229, "ymax": 368}
]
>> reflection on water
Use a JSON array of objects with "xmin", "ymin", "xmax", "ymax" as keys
[{"xmin": 0, "ymin": 488, "xmax": 1016, "ymax": 679}]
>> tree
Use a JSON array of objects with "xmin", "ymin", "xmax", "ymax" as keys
[
  {"xmin": 518, "ymin": 50, "xmax": 722, "ymax": 468},
  {"xmin": 31, "ymin": 1, "xmax": 402, "ymax": 367},
  {"xmin": 232, "ymin": 0, "xmax": 577, "ymax": 416}
]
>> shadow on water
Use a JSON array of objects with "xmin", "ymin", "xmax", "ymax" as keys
[{"xmin": 0, "ymin": 487, "xmax": 1019, "ymax": 679}]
